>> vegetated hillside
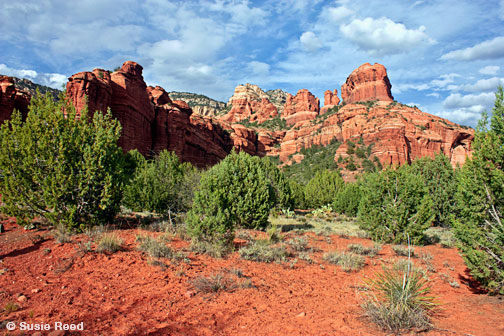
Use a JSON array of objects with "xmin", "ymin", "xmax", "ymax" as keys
[
  {"xmin": 10, "ymin": 76, "xmax": 61, "ymax": 99},
  {"xmin": 168, "ymin": 91, "xmax": 227, "ymax": 117}
]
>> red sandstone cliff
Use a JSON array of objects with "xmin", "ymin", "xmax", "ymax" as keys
[
  {"xmin": 0, "ymin": 76, "xmax": 30, "ymax": 124},
  {"xmin": 220, "ymin": 84, "xmax": 278, "ymax": 124},
  {"xmin": 341, "ymin": 63, "xmax": 394, "ymax": 103}
]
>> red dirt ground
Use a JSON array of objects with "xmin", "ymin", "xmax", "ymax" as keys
[{"xmin": 1, "ymin": 217, "xmax": 504, "ymax": 336}]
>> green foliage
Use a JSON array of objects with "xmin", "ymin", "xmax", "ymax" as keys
[
  {"xmin": 288, "ymin": 179, "xmax": 306, "ymax": 209},
  {"xmin": 187, "ymin": 151, "xmax": 275, "ymax": 246},
  {"xmin": 346, "ymin": 141, "xmax": 356, "ymax": 155},
  {"xmin": 346, "ymin": 160, "xmax": 358, "ymax": 171},
  {"xmin": 260, "ymin": 156, "xmax": 294, "ymax": 210},
  {"xmin": 122, "ymin": 150, "xmax": 198, "ymax": 214},
  {"xmin": 410, "ymin": 153, "xmax": 457, "ymax": 227},
  {"xmin": 453, "ymin": 86, "xmax": 504, "ymax": 294},
  {"xmin": 358, "ymin": 165, "xmax": 435, "ymax": 244},
  {"xmin": 0, "ymin": 92, "xmax": 125, "ymax": 231},
  {"xmin": 238, "ymin": 116, "xmax": 289, "ymax": 131},
  {"xmin": 282, "ymin": 139, "xmax": 341, "ymax": 184},
  {"xmin": 304, "ymin": 170, "xmax": 344, "ymax": 208},
  {"xmin": 333, "ymin": 182, "xmax": 361, "ymax": 217}
]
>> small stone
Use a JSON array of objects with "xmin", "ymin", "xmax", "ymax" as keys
[
  {"xmin": 296, "ymin": 312, "xmax": 306, "ymax": 317},
  {"xmin": 31, "ymin": 288, "xmax": 40, "ymax": 293},
  {"xmin": 17, "ymin": 295, "xmax": 27, "ymax": 303}
]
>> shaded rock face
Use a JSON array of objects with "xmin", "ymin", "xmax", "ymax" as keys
[
  {"xmin": 168, "ymin": 91, "xmax": 227, "ymax": 117},
  {"xmin": 324, "ymin": 89, "xmax": 340, "ymax": 106},
  {"xmin": 0, "ymin": 75, "xmax": 30, "ymax": 124},
  {"xmin": 341, "ymin": 63, "xmax": 393, "ymax": 103},
  {"xmin": 221, "ymin": 84, "xmax": 278, "ymax": 124}
]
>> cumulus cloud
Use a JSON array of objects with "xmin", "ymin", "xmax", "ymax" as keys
[
  {"xmin": 459, "ymin": 77, "xmax": 504, "ymax": 92},
  {"xmin": 443, "ymin": 92, "xmax": 496, "ymax": 109},
  {"xmin": 340, "ymin": 17, "xmax": 436, "ymax": 55},
  {"xmin": 441, "ymin": 36, "xmax": 504, "ymax": 61},
  {"xmin": 479, "ymin": 65, "xmax": 500, "ymax": 75},
  {"xmin": 430, "ymin": 73, "xmax": 460, "ymax": 88},
  {"xmin": 393, "ymin": 83, "xmax": 430, "ymax": 94},
  {"xmin": 0, "ymin": 64, "xmax": 67, "ymax": 89},
  {"xmin": 300, "ymin": 31, "xmax": 322, "ymax": 52}
]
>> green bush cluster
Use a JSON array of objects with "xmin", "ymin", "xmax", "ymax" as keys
[{"xmin": 0, "ymin": 93, "xmax": 126, "ymax": 231}]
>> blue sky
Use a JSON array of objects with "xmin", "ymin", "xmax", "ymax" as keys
[{"xmin": 1, "ymin": 0, "xmax": 504, "ymax": 127}]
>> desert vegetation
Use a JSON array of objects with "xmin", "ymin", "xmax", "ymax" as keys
[{"xmin": 0, "ymin": 87, "xmax": 503, "ymax": 334}]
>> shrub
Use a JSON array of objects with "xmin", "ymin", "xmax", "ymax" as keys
[
  {"xmin": 288, "ymin": 179, "xmax": 306, "ymax": 209},
  {"xmin": 362, "ymin": 266, "xmax": 436, "ymax": 333},
  {"xmin": 410, "ymin": 154, "xmax": 457, "ymax": 227},
  {"xmin": 347, "ymin": 243, "xmax": 381, "ymax": 257},
  {"xmin": 358, "ymin": 165, "xmax": 434, "ymax": 244},
  {"xmin": 123, "ymin": 150, "xmax": 198, "ymax": 214},
  {"xmin": 137, "ymin": 235, "xmax": 174, "ymax": 258},
  {"xmin": 187, "ymin": 151, "xmax": 275, "ymax": 246},
  {"xmin": 260, "ymin": 156, "xmax": 294, "ymax": 210},
  {"xmin": 304, "ymin": 170, "xmax": 344, "ymax": 208},
  {"xmin": 96, "ymin": 233, "xmax": 123, "ymax": 253},
  {"xmin": 239, "ymin": 241, "xmax": 289, "ymax": 263},
  {"xmin": 323, "ymin": 251, "xmax": 365, "ymax": 272},
  {"xmin": 333, "ymin": 182, "xmax": 361, "ymax": 217},
  {"xmin": 392, "ymin": 245, "xmax": 415, "ymax": 257},
  {"xmin": 453, "ymin": 86, "xmax": 504, "ymax": 294},
  {"xmin": 191, "ymin": 273, "xmax": 238, "ymax": 293},
  {"xmin": 0, "ymin": 93, "xmax": 125, "ymax": 231}
]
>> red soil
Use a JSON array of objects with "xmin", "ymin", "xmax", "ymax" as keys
[{"xmin": 1, "ymin": 218, "xmax": 503, "ymax": 336}]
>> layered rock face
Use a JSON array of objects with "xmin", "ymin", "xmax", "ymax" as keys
[
  {"xmin": 0, "ymin": 76, "xmax": 30, "ymax": 124},
  {"xmin": 168, "ymin": 91, "xmax": 227, "ymax": 117},
  {"xmin": 282, "ymin": 89, "xmax": 320, "ymax": 125},
  {"xmin": 341, "ymin": 63, "xmax": 394, "ymax": 103},
  {"xmin": 220, "ymin": 84, "xmax": 278, "ymax": 124},
  {"xmin": 278, "ymin": 102, "xmax": 473, "ymax": 168}
]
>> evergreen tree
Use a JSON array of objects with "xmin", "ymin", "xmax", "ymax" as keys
[
  {"xmin": 410, "ymin": 153, "xmax": 457, "ymax": 227},
  {"xmin": 358, "ymin": 165, "xmax": 434, "ymax": 244},
  {"xmin": 304, "ymin": 169, "xmax": 344, "ymax": 208},
  {"xmin": 453, "ymin": 86, "xmax": 504, "ymax": 294},
  {"xmin": 187, "ymin": 151, "xmax": 275, "ymax": 245},
  {"xmin": 333, "ymin": 182, "xmax": 361, "ymax": 217},
  {"xmin": 260, "ymin": 156, "xmax": 294, "ymax": 210},
  {"xmin": 0, "ymin": 92, "xmax": 125, "ymax": 231}
]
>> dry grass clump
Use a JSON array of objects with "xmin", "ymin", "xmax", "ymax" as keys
[
  {"xmin": 239, "ymin": 241, "xmax": 289, "ymax": 263},
  {"xmin": 323, "ymin": 251, "xmax": 365, "ymax": 272},
  {"xmin": 392, "ymin": 245, "xmax": 415, "ymax": 257},
  {"xmin": 347, "ymin": 243, "xmax": 381, "ymax": 257},
  {"xmin": 96, "ymin": 233, "xmax": 123, "ymax": 253}
]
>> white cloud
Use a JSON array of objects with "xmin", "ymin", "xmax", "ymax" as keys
[
  {"xmin": 248, "ymin": 61, "xmax": 270, "ymax": 75},
  {"xmin": 0, "ymin": 64, "xmax": 66, "ymax": 89},
  {"xmin": 430, "ymin": 73, "xmax": 460, "ymax": 88},
  {"xmin": 460, "ymin": 77, "xmax": 504, "ymax": 92},
  {"xmin": 393, "ymin": 83, "xmax": 430, "ymax": 94},
  {"xmin": 500, "ymin": 0, "xmax": 504, "ymax": 20},
  {"xmin": 427, "ymin": 92, "xmax": 441, "ymax": 98},
  {"xmin": 300, "ymin": 31, "xmax": 322, "ymax": 52},
  {"xmin": 327, "ymin": 6, "xmax": 353, "ymax": 23},
  {"xmin": 340, "ymin": 17, "xmax": 436, "ymax": 55},
  {"xmin": 443, "ymin": 92, "xmax": 496, "ymax": 109},
  {"xmin": 441, "ymin": 36, "xmax": 504, "ymax": 61},
  {"xmin": 479, "ymin": 65, "xmax": 500, "ymax": 75}
]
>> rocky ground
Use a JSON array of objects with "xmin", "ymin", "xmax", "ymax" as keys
[{"xmin": 1, "ymin": 214, "xmax": 503, "ymax": 336}]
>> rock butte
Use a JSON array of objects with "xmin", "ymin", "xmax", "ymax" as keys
[{"xmin": 1, "ymin": 61, "xmax": 473, "ymax": 172}]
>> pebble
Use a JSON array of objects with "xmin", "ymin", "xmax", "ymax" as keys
[
  {"xmin": 31, "ymin": 288, "xmax": 40, "ymax": 293},
  {"xmin": 296, "ymin": 312, "xmax": 306, "ymax": 317},
  {"xmin": 17, "ymin": 295, "xmax": 27, "ymax": 303}
]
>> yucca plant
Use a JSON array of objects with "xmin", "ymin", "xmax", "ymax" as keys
[{"xmin": 362, "ymin": 262, "xmax": 438, "ymax": 333}]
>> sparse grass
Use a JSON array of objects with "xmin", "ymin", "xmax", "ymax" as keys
[
  {"xmin": 286, "ymin": 236, "xmax": 311, "ymax": 252},
  {"xmin": 392, "ymin": 245, "xmax": 415, "ymax": 257},
  {"xmin": 137, "ymin": 235, "xmax": 178, "ymax": 259},
  {"xmin": 190, "ymin": 240, "xmax": 231, "ymax": 258},
  {"xmin": 362, "ymin": 266, "xmax": 437, "ymax": 333},
  {"xmin": 191, "ymin": 273, "xmax": 238, "ymax": 293},
  {"xmin": 54, "ymin": 229, "xmax": 72, "ymax": 244},
  {"xmin": 323, "ymin": 251, "xmax": 365, "ymax": 272},
  {"xmin": 96, "ymin": 233, "xmax": 123, "ymax": 253},
  {"xmin": 423, "ymin": 227, "xmax": 456, "ymax": 247},
  {"xmin": 439, "ymin": 273, "xmax": 460, "ymax": 288},
  {"xmin": 298, "ymin": 252, "xmax": 314, "ymax": 264},
  {"xmin": 347, "ymin": 243, "xmax": 381, "ymax": 257},
  {"xmin": 4, "ymin": 302, "xmax": 19, "ymax": 314},
  {"xmin": 239, "ymin": 241, "xmax": 289, "ymax": 263},
  {"xmin": 236, "ymin": 230, "xmax": 255, "ymax": 242}
]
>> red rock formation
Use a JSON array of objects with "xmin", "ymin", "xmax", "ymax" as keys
[
  {"xmin": 341, "ymin": 63, "xmax": 393, "ymax": 103},
  {"xmin": 221, "ymin": 84, "xmax": 277, "ymax": 124},
  {"xmin": 281, "ymin": 89, "xmax": 320, "ymax": 125},
  {"xmin": 279, "ymin": 102, "xmax": 473, "ymax": 168},
  {"xmin": 0, "ymin": 76, "xmax": 30, "ymax": 124},
  {"xmin": 324, "ymin": 89, "xmax": 340, "ymax": 106},
  {"xmin": 66, "ymin": 69, "xmax": 112, "ymax": 118}
]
